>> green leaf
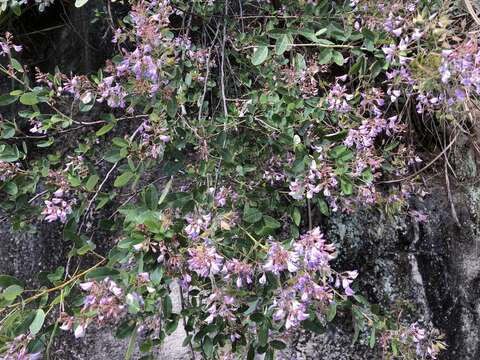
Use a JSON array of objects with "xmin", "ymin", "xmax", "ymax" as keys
[
  {"xmin": 318, "ymin": 48, "xmax": 333, "ymax": 65},
  {"xmin": 4, "ymin": 182, "xmax": 18, "ymax": 196},
  {"xmin": 115, "ymin": 321, "xmax": 136, "ymax": 339},
  {"xmin": 1, "ymin": 125, "xmax": 16, "ymax": 139},
  {"xmin": 165, "ymin": 315, "xmax": 179, "ymax": 335},
  {"xmin": 3, "ymin": 284, "xmax": 23, "ymax": 301},
  {"xmin": 114, "ymin": 171, "xmax": 134, "ymax": 187},
  {"xmin": 258, "ymin": 323, "xmax": 269, "ymax": 347},
  {"xmin": 316, "ymin": 38, "xmax": 335, "ymax": 46},
  {"xmin": 0, "ymin": 275, "xmax": 23, "ymax": 288},
  {"xmin": 340, "ymin": 178, "xmax": 353, "ymax": 196},
  {"xmin": 158, "ymin": 177, "xmax": 173, "ymax": 205},
  {"xmin": 29, "ymin": 309, "xmax": 45, "ymax": 335},
  {"xmin": 75, "ymin": 0, "xmax": 89, "ymax": 7},
  {"xmin": 0, "ymin": 94, "xmax": 18, "ymax": 106},
  {"xmin": 369, "ymin": 327, "xmax": 376, "ymax": 348},
  {"xmin": 292, "ymin": 208, "xmax": 301, "ymax": 226},
  {"xmin": 10, "ymin": 58, "xmax": 23, "ymax": 72},
  {"xmin": 263, "ymin": 215, "xmax": 281, "ymax": 229},
  {"xmin": 19, "ymin": 92, "xmax": 38, "ymax": 106},
  {"xmin": 76, "ymin": 242, "xmax": 96, "ymax": 255},
  {"xmin": 269, "ymin": 340, "xmax": 286, "ymax": 350},
  {"xmin": 0, "ymin": 144, "xmax": 20, "ymax": 162},
  {"xmin": 96, "ymin": 123, "xmax": 114, "ymax": 136},
  {"xmin": 151, "ymin": 266, "xmax": 164, "ymax": 285},
  {"xmin": 326, "ymin": 302, "xmax": 337, "ymax": 322},
  {"xmin": 332, "ymin": 51, "xmax": 344, "ymax": 66},
  {"xmin": 275, "ymin": 34, "xmax": 289, "ymax": 55},
  {"xmin": 243, "ymin": 206, "xmax": 263, "ymax": 224},
  {"xmin": 85, "ymin": 174, "xmax": 99, "ymax": 191},
  {"xmin": 251, "ymin": 46, "xmax": 269, "ymax": 66},
  {"xmin": 167, "ymin": 97, "xmax": 178, "ymax": 118},
  {"xmin": 37, "ymin": 138, "xmax": 54, "ymax": 148},
  {"xmin": 144, "ymin": 184, "xmax": 158, "ymax": 210},
  {"xmin": 250, "ymin": 312, "xmax": 265, "ymax": 323},
  {"xmin": 297, "ymin": 29, "xmax": 319, "ymax": 42},
  {"xmin": 126, "ymin": 293, "xmax": 140, "ymax": 314},
  {"xmin": 244, "ymin": 298, "xmax": 259, "ymax": 315},
  {"xmin": 124, "ymin": 325, "xmax": 138, "ymax": 360},
  {"xmin": 86, "ymin": 267, "xmax": 120, "ymax": 280},
  {"xmin": 203, "ymin": 336, "xmax": 214, "ymax": 358},
  {"xmin": 112, "ymin": 137, "xmax": 129, "ymax": 148},
  {"xmin": 140, "ymin": 339, "xmax": 152, "ymax": 353},
  {"xmin": 68, "ymin": 174, "xmax": 81, "ymax": 187},
  {"xmin": 301, "ymin": 318, "xmax": 325, "ymax": 334},
  {"xmin": 105, "ymin": 148, "xmax": 127, "ymax": 163},
  {"xmin": 47, "ymin": 266, "xmax": 65, "ymax": 284},
  {"xmin": 162, "ymin": 295, "xmax": 172, "ymax": 318}
]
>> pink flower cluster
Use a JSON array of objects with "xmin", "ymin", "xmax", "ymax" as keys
[
  {"xmin": 222, "ymin": 259, "xmax": 254, "ymax": 288},
  {"xmin": 184, "ymin": 212, "xmax": 212, "ymax": 239},
  {"xmin": 264, "ymin": 228, "xmax": 358, "ymax": 330},
  {"xmin": 2, "ymin": 334, "xmax": 41, "ymax": 360},
  {"xmin": 187, "ymin": 244, "xmax": 223, "ymax": 278},
  {"xmin": 326, "ymin": 76, "xmax": 354, "ymax": 113},
  {"xmin": 289, "ymin": 159, "xmax": 338, "ymax": 205},
  {"xmin": 380, "ymin": 322, "xmax": 445, "ymax": 359},
  {"xmin": 204, "ymin": 290, "xmax": 238, "ymax": 325},
  {"xmin": 42, "ymin": 189, "xmax": 75, "ymax": 223},
  {"xmin": 60, "ymin": 278, "xmax": 125, "ymax": 338},
  {"xmin": 0, "ymin": 32, "xmax": 22, "ymax": 57},
  {"xmin": 138, "ymin": 120, "xmax": 171, "ymax": 159}
]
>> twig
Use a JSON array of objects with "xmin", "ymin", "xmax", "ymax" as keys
[
  {"xmin": 0, "ymin": 259, "xmax": 105, "ymax": 313},
  {"xmin": 197, "ymin": 28, "xmax": 220, "ymax": 122},
  {"xmin": 179, "ymin": 286, "xmax": 195, "ymax": 359},
  {"xmin": 379, "ymin": 133, "xmax": 459, "ymax": 184},
  {"xmin": 465, "ymin": 0, "xmax": 480, "ymax": 26},
  {"xmin": 28, "ymin": 190, "xmax": 48, "ymax": 204},
  {"xmin": 78, "ymin": 123, "xmax": 144, "ymax": 232},
  {"xmin": 307, "ymin": 198, "xmax": 312, "ymax": 230},
  {"xmin": 108, "ymin": 176, "xmax": 168, "ymax": 219},
  {"xmin": 239, "ymin": 43, "xmax": 356, "ymax": 50},
  {"xmin": 444, "ymin": 155, "xmax": 461, "ymax": 227}
]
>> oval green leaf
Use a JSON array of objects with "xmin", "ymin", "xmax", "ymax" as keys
[
  {"xmin": 19, "ymin": 92, "xmax": 38, "ymax": 106},
  {"xmin": 251, "ymin": 46, "xmax": 269, "ymax": 66},
  {"xmin": 114, "ymin": 171, "xmax": 134, "ymax": 187},
  {"xmin": 29, "ymin": 309, "xmax": 45, "ymax": 335}
]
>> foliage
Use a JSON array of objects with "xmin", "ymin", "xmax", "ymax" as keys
[{"xmin": 3, "ymin": 0, "xmax": 476, "ymax": 358}]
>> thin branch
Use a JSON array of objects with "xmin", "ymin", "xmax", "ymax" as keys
[
  {"xmin": 78, "ymin": 123, "xmax": 144, "ymax": 232},
  {"xmin": 465, "ymin": 0, "xmax": 480, "ymax": 26},
  {"xmin": 379, "ymin": 133, "xmax": 459, "ymax": 184}
]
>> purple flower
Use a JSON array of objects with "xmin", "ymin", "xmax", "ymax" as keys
[
  {"xmin": 222, "ymin": 259, "xmax": 253, "ymax": 288},
  {"xmin": 382, "ymin": 44, "xmax": 396, "ymax": 62},
  {"xmin": 285, "ymin": 301, "xmax": 309, "ymax": 329},
  {"xmin": 187, "ymin": 244, "xmax": 223, "ymax": 278},
  {"xmin": 0, "ymin": 32, "xmax": 22, "ymax": 57},
  {"xmin": 326, "ymin": 82, "xmax": 354, "ymax": 113},
  {"xmin": 335, "ymin": 270, "xmax": 358, "ymax": 296},
  {"xmin": 79, "ymin": 282, "xmax": 94, "ymax": 291},
  {"xmin": 439, "ymin": 63, "xmax": 451, "ymax": 83},
  {"xmin": 184, "ymin": 212, "xmax": 211, "ymax": 239},
  {"xmin": 455, "ymin": 88, "xmax": 466, "ymax": 101},
  {"xmin": 42, "ymin": 190, "xmax": 74, "ymax": 223},
  {"xmin": 264, "ymin": 242, "xmax": 298, "ymax": 274},
  {"xmin": 293, "ymin": 227, "xmax": 335, "ymax": 272}
]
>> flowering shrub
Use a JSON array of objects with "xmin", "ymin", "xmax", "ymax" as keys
[{"xmin": 2, "ymin": 0, "xmax": 471, "ymax": 358}]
